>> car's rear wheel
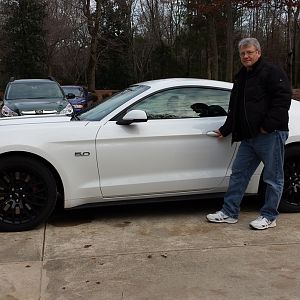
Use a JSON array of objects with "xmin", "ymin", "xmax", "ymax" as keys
[
  {"xmin": 279, "ymin": 146, "xmax": 300, "ymax": 212},
  {"xmin": 0, "ymin": 156, "xmax": 57, "ymax": 231}
]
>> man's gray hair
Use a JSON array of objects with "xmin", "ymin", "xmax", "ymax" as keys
[{"xmin": 238, "ymin": 38, "xmax": 261, "ymax": 52}]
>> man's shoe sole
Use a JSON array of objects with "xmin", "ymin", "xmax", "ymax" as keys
[
  {"xmin": 206, "ymin": 217, "xmax": 238, "ymax": 224},
  {"xmin": 249, "ymin": 222, "xmax": 276, "ymax": 230}
]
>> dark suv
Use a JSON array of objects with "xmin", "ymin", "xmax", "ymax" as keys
[{"xmin": 1, "ymin": 78, "xmax": 73, "ymax": 117}]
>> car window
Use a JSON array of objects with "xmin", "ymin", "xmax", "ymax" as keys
[
  {"xmin": 62, "ymin": 87, "xmax": 83, "ymax": 97},
  {"xmin": 78, "ymin": 85, "xmax": 150, "ymax": 121},
  {"xmin": 6, "ymin": 82, "xmax": 64, "ymax": 100},
  {"xmin": 129, "ymin": 87, "xmax": 230, "ymax": 119}
]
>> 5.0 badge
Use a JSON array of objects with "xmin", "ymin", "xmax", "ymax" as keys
[{"xmin": 75, "ymin": 152, "xmax": 90, "ymax": 157}]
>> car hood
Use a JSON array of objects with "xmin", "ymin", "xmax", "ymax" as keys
[
  {"xmin": 69, "ymin": 97, "xmax": 86, "ymax": 104},
  {"xmin": 4, "ymin": 98, "xmax": 69, "ymax": 114},
  {"xmin": 0, "ymin": 114, "xmax": 72, "ymax": 126}
]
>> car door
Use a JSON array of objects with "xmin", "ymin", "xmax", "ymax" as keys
[{"xmin": 96, "ymin": 86, "xmax": 237, "ymax": 198}]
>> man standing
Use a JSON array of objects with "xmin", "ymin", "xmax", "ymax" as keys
[{"xmin": 206, "ymin": 37, "xmax": 292, "ymax": 230}]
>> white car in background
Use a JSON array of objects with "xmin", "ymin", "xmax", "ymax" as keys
[{"xmin": 0, "ymin": 78, "xmax": 299, "ymax": 231}]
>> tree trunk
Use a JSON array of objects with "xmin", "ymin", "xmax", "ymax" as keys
[
  {"xmin": 286, "ymin": 4, "xmax": 293, "ymax": 82},
  {"xmin": 293, "ymin": 6, "xmax": 300, "ymax": 87},
  {"xmin": 225, "ymin": 0, "xmax": 233, "ymax": 82},
  {"xmin": 86, "ymin": 36, "xmax": 97, "ymax": 91},
  {"xmin": 208, "ymin": 14, "xmax": 218, "ymax": 80},
  {"xmin": 83, "ymin": 0, "xmax": 101, "ymax": 91}
]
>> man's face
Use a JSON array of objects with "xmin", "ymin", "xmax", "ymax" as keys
[{"xmin": 239, "ymin": 45, "xmax": 261, "ymax": 69}]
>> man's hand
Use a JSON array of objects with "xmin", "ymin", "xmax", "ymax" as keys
[
  {"xmin": 214, "ymin": 129, "xmax": 224, "ymax": 138},
  {"xmin": 260, "ymin": 127, "xmax": 268, "ymax": 134}
]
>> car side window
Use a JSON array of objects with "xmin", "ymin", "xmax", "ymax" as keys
[{"xmin": 129, "ymin": 87, "xmax": 230, "ymax": 119}]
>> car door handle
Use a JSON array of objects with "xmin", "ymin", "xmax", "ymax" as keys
[{"xmin": 206, "ymin": 131, "xmax": 219, "ymax": 137}]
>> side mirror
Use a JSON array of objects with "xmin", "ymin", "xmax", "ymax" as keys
[
  {"xmin": 66, "ymin": 93, "xmax": 76, "ymax": 99},
  {"xmin": 116, "ymin": 110, "xmax": 147, "ymax": 125}
]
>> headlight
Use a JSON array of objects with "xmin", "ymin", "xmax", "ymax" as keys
[
  {"xmin": 73, "ymin": 104, "xmax": 84, "ymax": 109},
  {"xmin": 1, "ymin": 105, "xmax": 18, "ymax": 117},
  {"xmin": 60, "ymin": 103, "xmax": 74, "ymax": 115}
]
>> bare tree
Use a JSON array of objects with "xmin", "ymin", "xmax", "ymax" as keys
[
  {"xmin": 44, "ymin": 0, "xmax": 88, "ymax": 83},
  {"xmin": 207, "ymin": 13, "xmax": 218, "ymax": 79},
  {"xmin": 2, "ymin": 0, "xmax": 299, "ymax": 89},
  {"xmin": 293, "ymin": 4, "xmax": 300, "ymax": 86},
  {"xmin": 225, "ymin": 0, "xmax": 233, "ymax": 82},
  {"xmin": 80, "ymin": 0, "xmax": 101, "ymax": 91}
]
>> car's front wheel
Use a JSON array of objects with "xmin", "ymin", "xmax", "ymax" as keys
[
  {"xmin": 279, "ymin": 146, "xmax": 300, "ymax": 212},
  {"xmin": 0, "ymin": 156, "xmax": 57, "ymax": 231}
]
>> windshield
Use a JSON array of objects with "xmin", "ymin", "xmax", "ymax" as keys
[
  {"xmin": 78, "ymin": 85, "xmax": 150, "ymax": 121},
  {"xmin": 6, "ymin": 82, "xmax": 64, "ymax": 100},
  {"xmin": 62, "ymin": 87, "xmax": 84, "ymax": 97}
]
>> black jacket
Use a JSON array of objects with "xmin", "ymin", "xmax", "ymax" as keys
[{"xmin": 219, "ymin": 58, "xmax": 292, "ymax": 142}]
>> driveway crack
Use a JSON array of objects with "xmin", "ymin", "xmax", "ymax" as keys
[{"xmin": 38, "ymin": 223, "xmax": 47, "ymax": 300}]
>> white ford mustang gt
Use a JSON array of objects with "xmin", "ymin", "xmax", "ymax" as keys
[{"xmin": 1, "ymin": 78, "xmax": 300, "ymax": 231}]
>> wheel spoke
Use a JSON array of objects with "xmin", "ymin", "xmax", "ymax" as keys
[
  {"xmin": 0, "ymin": 167, "xmax": 49, "ymax": 225},
  {"xmin": 283, "ymin": 159, "xmax": 300, "ymax": 207},
  {"xmin": 291, "ymin": 190, "xmax": 300, "ymax": 205}
]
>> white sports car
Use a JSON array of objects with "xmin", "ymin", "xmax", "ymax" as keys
[{"xmin": 0, "ymin": 78, "xmax": 300, "ymax": 231}]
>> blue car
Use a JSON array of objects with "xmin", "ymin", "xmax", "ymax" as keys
[{"xmin": 62, "ymin": 85, "xmax": 92, "ymax": 113}]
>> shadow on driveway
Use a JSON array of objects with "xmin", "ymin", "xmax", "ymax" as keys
[{"xmin": 48, "ymin": 196, "xmax": 261, "ymax": 228}]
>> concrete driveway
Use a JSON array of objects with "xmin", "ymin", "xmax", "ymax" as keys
[{"xmin": 1, "ymin": 197, "xmax": 300, "ymax": 300}]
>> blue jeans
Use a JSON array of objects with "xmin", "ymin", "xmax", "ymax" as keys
[{"xmin": 222, "ymin": 131, "xmax": 288, "ymax": 221}]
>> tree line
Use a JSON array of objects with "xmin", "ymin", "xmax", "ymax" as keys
[{"xmin": 0, "ymin": 0, "xmax": 299, "ymax": 91}]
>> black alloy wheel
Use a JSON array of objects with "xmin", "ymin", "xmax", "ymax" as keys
[
  {"xmin": 279, "ymin": 147, "xmax": 300, "ymax": 212},
  {"xmin": 0, "ymin": 156, "xmax": 57, "ymax": 231}
]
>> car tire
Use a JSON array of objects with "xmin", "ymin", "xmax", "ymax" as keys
[
  {"xmin": 0, "ymin": 156, "xmax": 57, "ymax": 231},
  {"xmin": 279, "ymin": 146, "xmax": 300, "ymax": 212}
]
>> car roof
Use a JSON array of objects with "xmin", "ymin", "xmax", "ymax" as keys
[
  {"xmin": 61, "ymin": 85, "xmax": 84, "ymax": 88},
  {"xmin": 136, "ymin": 78, "xmax": 233, "ymax": 90},
  {"xmin": 11, "ymin": 79, "xmax": 57, "ymax": 84}
]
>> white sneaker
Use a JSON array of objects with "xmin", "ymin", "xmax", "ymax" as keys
[
  {"xmin": 249, "ymin": 216, "xmax": 276, "ymax": 230},
  {"xmin": 206, "ymin": 211, "xmax": 238, "ymax": 224}
]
